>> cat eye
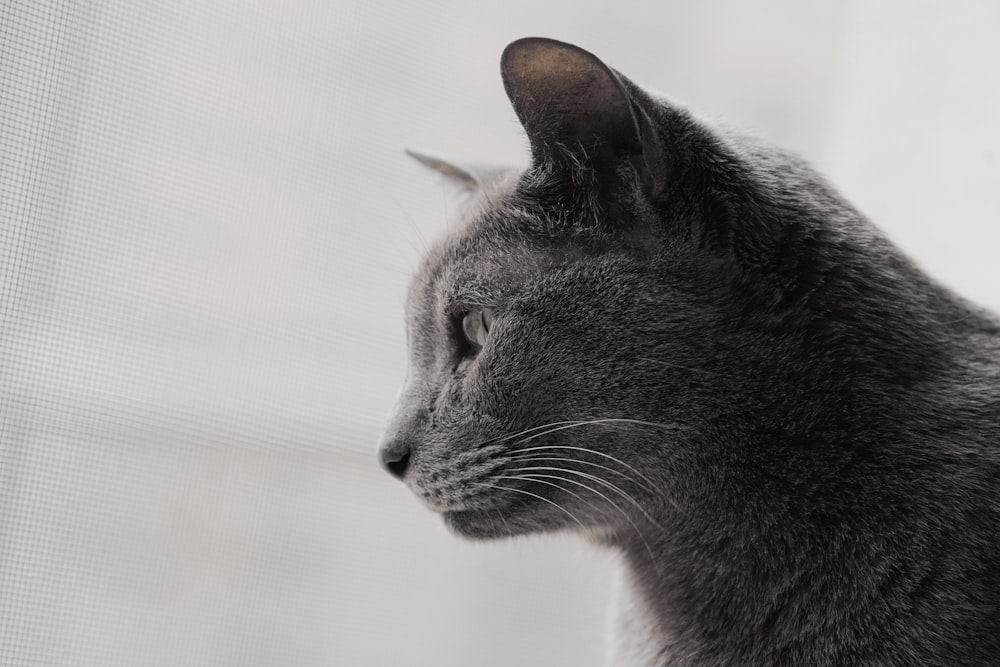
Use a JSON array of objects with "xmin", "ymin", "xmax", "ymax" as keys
[{"xmin": 461, "ymin": 307, "xmax": 494, "ymax": 351}]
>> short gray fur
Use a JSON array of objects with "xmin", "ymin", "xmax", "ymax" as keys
[{"xmin": 379, "ymin": 37, "xmax": 1000, "ymax": 666}]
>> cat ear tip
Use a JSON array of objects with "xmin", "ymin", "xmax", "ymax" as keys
[
  {"xmin": 501, "ymin": 37, "xmax": 585, "ymax": 69},
  {"xmin": 401, "ymin": 146, "xmax": 435, "ymax": 167},
  {"xmin": 503, "ymin": 36, "xmax": 576, "ymax": 53},
  {"xmin": 502, "ymin": 36, "xmax": 554, "ymax": 55}
]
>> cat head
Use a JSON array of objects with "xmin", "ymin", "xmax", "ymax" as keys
[{"xmin": 378, "ymin": 38, "xmax": 923, "ymax": 541}]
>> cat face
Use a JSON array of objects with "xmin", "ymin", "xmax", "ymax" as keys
[
  {"xmin": 381, "ymin": 214, "xmax": 704, "ymax": 539},
  {"xmin": 379, "ymin": 38, "xmax": 861, "ymax": 541},
  {"xmin": 386, "ymin": 201, "xmax": 713, "ymax": 538}
]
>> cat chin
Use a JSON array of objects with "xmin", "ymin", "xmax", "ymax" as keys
[
  {"xmin": 442, "ymin": 507, "xmax": 576, "ymax": 541},
  {"xmin": 441, "ymin": 508, "xmax": 515, "ymax": 540}
]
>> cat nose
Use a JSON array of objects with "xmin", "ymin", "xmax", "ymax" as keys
[
  {"xmin": 380, "ymin": 380, "xmax": 423, "ymax": 480},
  {"xmin": 379, "ymin": 442, "xmax": 411, "ymax": 480}
]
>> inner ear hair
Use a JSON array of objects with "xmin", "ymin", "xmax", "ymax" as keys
[{"xmin": 500, "ymin": 38, "xmax": 641, "ymax": 167}]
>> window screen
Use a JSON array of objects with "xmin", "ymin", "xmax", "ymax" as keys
[{"xmin": 2, "ymin": 1, "xmax": 997, "ymax": 665}]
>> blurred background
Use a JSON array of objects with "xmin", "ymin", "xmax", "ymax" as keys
[{"xmin": 1, "ymin": 1, "xmax": 998, "ymax": 665}]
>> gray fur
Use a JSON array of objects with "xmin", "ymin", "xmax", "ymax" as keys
[{"xmin": 380, "ymin": 37, "xmax": 1000, "ymax": 666}]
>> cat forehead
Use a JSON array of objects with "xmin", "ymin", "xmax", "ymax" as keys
[
  {"xmin": 405, "ymin": 195, "xmax": 581, "ymax": 321},
  {"xmin": 409, "ymin": 227, "xmax": 538, "ymax": 307}
]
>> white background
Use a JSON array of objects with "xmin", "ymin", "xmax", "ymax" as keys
[{"xmin": 1, "ymin": 1, "xmax": 998, "ymax": 665}]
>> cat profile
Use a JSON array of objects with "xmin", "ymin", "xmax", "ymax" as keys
[{"xmin": 379, "ymin": 37, "xmax": 1000, "ymax": 666}]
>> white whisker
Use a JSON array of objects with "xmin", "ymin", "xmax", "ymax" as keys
[
  {"xmin": 470, "ymin": 481, "xmax": 586, "ymax": 530},
  {"xmin": 513, "ymin": 418, "xmax": 681, "ymax": 449},
  {"xmin": 508, "ymin": 443, "xmax": 666, "ymax": 500},
  {"xmin": 503, "ymin": 471, "xmax": 662, "ymax": 576},
  {"xmin": 508, "ymin": 454, "xmax": 660, "ymax": 496},
  {"xmin": 493, "ymin": 474, "xmax": 608, "ymax": 521},
  {"xmin": 472, "ymin": 420, "xmax": 585, "ymax": 449},
  {"xmin": 473, "ymin": 418, "xmax": 683, "ymax": 515},
  {"xmin": 494, "ymin": 508, "xmax": 513, "ymax": 539},
  {"xmin": 504, "ymin": 465, "xmax": 665, "ymax": 529}
]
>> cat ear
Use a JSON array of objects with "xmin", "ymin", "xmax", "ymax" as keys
[
  {"xmin": 500, "ymin": 37, "xmax": 666, "ymax": 194},
  {"xmin": 403, "ymin": 147, "xmax": 510, "ymax": 193}
]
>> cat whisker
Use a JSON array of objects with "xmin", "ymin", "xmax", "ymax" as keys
[
  {"xmin": 497, "ymin": 472, "xmax": 634, "ymax": 528},
  {"xmin": 508, "ymin": 454, "xmax": 661, "ymax": 497},
  {"xmin": 470, "ymin": 420, "xmax": 587, "ymax": 450},
  {"xmin": 494, "ymin": 508, "xmax": 514, "ymax": 539},
  {"xmin": 468, "ymin": 419, "xmax": 684, "ymax": 514},
  {"xmin": 504, "ymin": 465, "xmax": 665, "ymax": 530},
  {"xmin": 492, "ymin": 474, "xmax": 610, "ymax": 523},
  {"xmin": 507, "ymin": 442, "xmax": 667, "ymax": 502},
  {"xmin": 389, "ymin": 199, "xmax": 435, "ymax": 265},
  {"xmin": 474, "ymin": 416, "xmax": 679, "ymax": 456},
  {"xmin": 501, "ymin": 472, "xmax": 662, "ymax": 576},
  {"xmin": 470, "ymin": 481, "xmax": 586, "ymax": 530}
]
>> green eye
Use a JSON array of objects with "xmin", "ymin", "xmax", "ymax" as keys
[{"xmin": 461, "ymin": 307, "xmax": 494, "ymax": 350}]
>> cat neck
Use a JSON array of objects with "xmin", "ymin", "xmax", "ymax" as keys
[
  {"xmin": 594, "ymin": 395, "xmax": 1000, "ymax": 666},
  {"xmin": 599, "ymin": 500, "xmax": 900, "ymax": 665}
]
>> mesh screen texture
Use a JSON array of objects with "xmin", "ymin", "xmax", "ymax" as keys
[{"xmin": 1, "ymin": 1, "xmax": 997, "ymax": 665}]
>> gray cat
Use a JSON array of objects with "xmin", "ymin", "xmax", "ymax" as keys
[{"xmin": 379, "ymin": 37, "xmax": 1000, "ymax": 666}]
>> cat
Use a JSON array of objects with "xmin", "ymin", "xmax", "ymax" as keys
[{"xmin": 378, "ymin": 37, "xmax": 1000, "ymax": 666}]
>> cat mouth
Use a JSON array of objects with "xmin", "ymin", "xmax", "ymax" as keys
[
  {"xmin": 417, "ymin": 488, "xmax": 510, "ymax": 514},
  {"xmin": 436, "ymin": 480, "xmax": 558, "ymax": 539}
]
